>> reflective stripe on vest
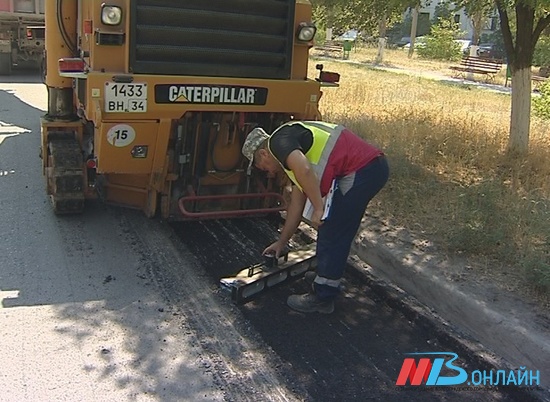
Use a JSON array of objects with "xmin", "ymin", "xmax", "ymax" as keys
[{"xmin": 269, "ymin": 121, "xmax": 344, "ymax": 191}]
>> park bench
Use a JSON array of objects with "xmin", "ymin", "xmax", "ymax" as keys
[
  {"xmin": 449, "ymin": 55, "xmax": 503, "ymax": 82},
  {"xmin": 531, "ymin": 74, "xmax": 548, "ymax": 91},
  {"xmin": 314, "ymin": 41, "xmax": 353, "ymax": 60},
  {"xmin": 504, "ymin": 72, "xmax": 549, "ymax": 91}
]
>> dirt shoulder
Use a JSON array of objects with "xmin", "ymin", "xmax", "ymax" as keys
[{"xmin": 352, "ymin": 213, "xmax": 549, "ymax": 393}]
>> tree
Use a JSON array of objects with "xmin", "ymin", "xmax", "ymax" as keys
[
  {"xmin": 418, "ymin": 18, "xmax": 463, "ymax": 60},
  {"xmin": 496, "ymin": 1, "xmax": 550, "ymax": 154},
  {"xmin": 313, "ymin": 0, "xmax": 550, "ymax": 153},
  {"xmin": 368, "ymin": 0, "xmax": 421, "ymax": 63},
  {"xmin": 454, "ymin": 1, "xmax": 495, "ymax": 45},
  {"xmin": 311, "ymin": 0, "xmax": 420, "ymax": 38},
  {"xmin": 311, "ymin": 0, "xmax": 384, "ymax": 36},
  {"xmin": 311, "ymin": 0, "xmax": 421, "ymax": 63},
  {"xmin": 456, "ymin": 0, "xmax": 550, "ymax": 153}
]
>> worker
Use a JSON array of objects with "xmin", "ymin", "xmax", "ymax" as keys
[{"xmin": 242, "ymin": 121, "xmax": 389, "ymax": 314}]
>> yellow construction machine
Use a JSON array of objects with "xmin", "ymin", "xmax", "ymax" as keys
[{"xmin": 41, "ymin": 0, "xmax": 339, "ymax": 220}]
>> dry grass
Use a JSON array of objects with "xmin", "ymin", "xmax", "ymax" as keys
[{"xmin": 310, "ymin": 49, "xmax": 550, "ymax": 295}]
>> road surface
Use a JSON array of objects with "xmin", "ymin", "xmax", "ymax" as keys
[{"xmin": 0, "ymin": 73, "xmax": 545, "ymax": 401}]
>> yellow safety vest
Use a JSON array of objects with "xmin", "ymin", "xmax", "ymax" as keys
[{"xmin": 268, "ymin": 121, "xmax": 344, "ymax": 191}]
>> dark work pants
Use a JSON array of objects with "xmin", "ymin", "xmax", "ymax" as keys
[{"xmin": 314, "ymin": 156, "xmax": 390, "ymax": 300}]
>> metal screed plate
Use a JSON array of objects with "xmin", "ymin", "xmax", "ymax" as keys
[{"xmin": 220, "ymin": 243, "xmax": 317, "ymax": 304}]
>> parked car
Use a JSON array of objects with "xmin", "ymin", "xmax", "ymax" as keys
[
  {"xmin": 455, "ymin": 39, "xmax": 472, "ymax": 55},
  {"xmin": 395, "ymin": 36, "xmax": 411, "ymax": 47},
  {"xmin": 477, "ymin": 43, "xmax": 504, "ymax": 60},
  {"xmin": 336, "ymin": 30, "xmax": 358, "ymax": 42},
  {"xmin": 402, "ymin": 36, "xmax": 427, "ymax": 50}
]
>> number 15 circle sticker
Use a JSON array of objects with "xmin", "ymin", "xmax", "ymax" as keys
[{"xmin": 107, "ymin": 124, "xmax": 136, "ymax": 147}]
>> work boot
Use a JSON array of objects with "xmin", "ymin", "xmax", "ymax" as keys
[
  {"xmin": 287, "ymin": 292, "xmax": 334, "ymax": 314},
  {"xmin": 304, "ymin": 271, "xmax": 316, "ymax": 287}
]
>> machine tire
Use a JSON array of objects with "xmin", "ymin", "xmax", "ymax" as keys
[
  {"xmin": 46, "ymin": 137, "xmax": 85, "ymax": 214},
  {"xmin": 0, "ymin": 52, "xmax": 12, "ymax": 76}
]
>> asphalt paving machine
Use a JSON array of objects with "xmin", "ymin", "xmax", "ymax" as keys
[
  {"xmin": 41, "ymin": 0, "xmax": 340, "ymax": 219},
  {"xmin": 41, "ymin": 0, "xmax": 339, "ymax": 301}
]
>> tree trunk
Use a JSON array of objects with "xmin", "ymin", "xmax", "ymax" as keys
[
  {"xmin": 326, "ymin": 27, "xmax": 333, "ymax": 42},
  {"xmin": 495, "ymin": 1, "xmax": 550, "ymax": 154},
  {"xmin": 375, "ymin": 15, "xmax": 387, "ymax": 65},
  {"xmin": 509, "ymin": 67, "xmax": 531, "ymax": 154},
  {"xmin": 408, "ymin": 6, "xmax": 419, "ymax": 59},
  {"xmin": 471, "ymin": 11, "xmax": 483, "ymax": 45},
  {"xmin": 326, "ymin": 7, "xmax": 334, "ymax": 43}
]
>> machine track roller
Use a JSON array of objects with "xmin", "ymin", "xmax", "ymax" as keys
[{"xmin": 46, "ymin": 138, "xmax": 85, "ymax": 214}]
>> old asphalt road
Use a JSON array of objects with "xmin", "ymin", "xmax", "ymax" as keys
[{"xmin": 0, "ymin": 74, "xmax": 545, "ymax": 401}]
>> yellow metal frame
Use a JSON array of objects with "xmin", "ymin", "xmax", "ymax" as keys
[
  {"xmin": 42, "ymin": 0, "xmax": 322, "ymax": 219},
  {"xmin": 83, "ymin": 73, "xmax": 322, "ymax": 123}
]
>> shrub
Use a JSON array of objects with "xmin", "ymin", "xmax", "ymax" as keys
[
  {"xmin": 533, "ymin": 80, "xmax": 550, "ymax": 119},
  {"xmin": 417, "ymin": 18, "xmax": 463, "ymax": 61},
  {"xmin": 533, "ymin": 35, "xmax": 550, "ymax": 67}
]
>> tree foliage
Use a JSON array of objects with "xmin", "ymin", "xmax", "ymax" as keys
[
  {"xmin": 533, "ymin": 34, "xmax": 550, "ymax": 66},
  {"xmin": 532, "ymin": 80, "xmax": 550, "ymax": 119},
  {"xmin": 311, "ymin": 0, "xmax": 420, "ymax": 36},
  {"xmin": 417, "ymin": 18, "xmax": 463, "ymax": 60},
  {"xmin": 311, "ymin": 0, "xmax": 550, "ymax": 152},
  {"xmin": 453, "ymin": 0, "xmax": 496, "ymax": 44},
  {"xmin": 451, "ymin": 1, "xmax": 550, "ymax": 153},
  {"xmin": 497, "ymin": 0, "xmax": 550, "ymax": 153},
  {"xmin": 496, "ymin": 1, "xmax": 550, "ymax": 69}
]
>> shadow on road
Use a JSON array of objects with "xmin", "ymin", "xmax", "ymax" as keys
[{"xmin": 1, "ymin": 203, "xmax": 222, "ymax": 400}]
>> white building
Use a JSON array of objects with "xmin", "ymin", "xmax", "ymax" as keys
[{"xmin": 418, "ymin": 1, "xmax": 497, "ymax": 41}]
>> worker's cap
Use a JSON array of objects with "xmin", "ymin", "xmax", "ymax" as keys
[{"xmin": 242, "ymin": 127, "xmax": 269, "ymax": 170}]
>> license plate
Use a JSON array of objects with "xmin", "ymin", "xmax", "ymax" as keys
[{"xmin": 104, "ymin": 82, "xmax": 147, "ymax": 113}]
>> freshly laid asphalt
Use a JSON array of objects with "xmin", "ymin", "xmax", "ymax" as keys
[{"xmin": 172, "ymin": 218, "xmax": 544, "ymax": 402}]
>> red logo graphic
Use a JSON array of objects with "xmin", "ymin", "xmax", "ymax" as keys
[{"xmin": 396, "ymin": 358, "xmax": 433, "ymax": 386}]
